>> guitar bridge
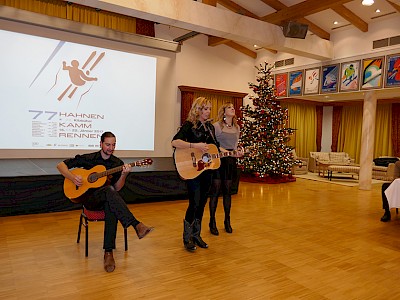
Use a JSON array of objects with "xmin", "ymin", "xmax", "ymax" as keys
[{"xmin": 191, "ymin": 152, "xmax": 197, "ymax": 167}]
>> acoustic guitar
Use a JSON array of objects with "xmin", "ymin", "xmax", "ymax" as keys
[
  {"xmin": 63, "ymin": 158, "xmax": 153, "ymax": 203},
  {"xmin": 174, "ymin": 144, "xmax": 244, "ymax": 180}
]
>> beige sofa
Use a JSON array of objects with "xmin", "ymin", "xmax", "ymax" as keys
[
  {"xmin": 309, "ymin": 152, "xmax": 354, "ymax": 173},
  {"xmin": 372, "ymin": 163, "xmax": 396, "ymax": 181},
  {"xmin": 309, "ymin": 152, "xmax": 396, "ymax": 180}
]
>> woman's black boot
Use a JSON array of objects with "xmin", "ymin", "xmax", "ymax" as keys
[
  {"xmin": 223, "ymin": 194, "xmax": 232, "ymax": 233},
  {"xmin": 209, "ymin": 196, "xmax": 219, "ymax": 235},
  {"xmin": 209, "ymin": 217, "xmax": 219, "ymax": 236},
  {"xmin": 224, "ymin": 216, "xmax": 233, "ymax": 233},
  {"xmin": 183, "ymin": 220, "xmax": 196, "ymax": 251},
  {"xmin": 193, "ymin": 219, "xmax": 208, "ymax": 248}
]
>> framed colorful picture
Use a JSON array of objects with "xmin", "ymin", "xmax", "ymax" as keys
[
  {"xmin": 288, "ymin": 70, "xmax": 303, "ymax": 96},
  {"xmin": 274, "ymin": 73, "xmax": 288, "ymax": 98},
  {"xmin": 385, "ymin": 53, "xmax": 400, "ymax": 88},
  {"xmin": 361, "ymin": 56, "xmax": 384, "ymax": 90},
  {"xmin": 339, "ymin": 60, "xmax": 360, "ymax": 92},
  {"xmin": 303, "ymin": 67, "xmax": 320, "ymax": 95},
  {"xmin": 321, "ymin": 64, "xmax": 339, "ymax": 93}
]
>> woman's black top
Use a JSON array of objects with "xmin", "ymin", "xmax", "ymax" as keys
[{"xmin": 172, "ymin": 120, "xmax": 219, "ymax": 147}]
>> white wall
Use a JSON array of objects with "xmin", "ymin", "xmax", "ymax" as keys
[
  {"xmin": 321, "ymin": 107, "xmax": 333, "ymax": 152},
  {"xmin": 332, "ymin": 17, "xmax": 400, "ymax": 60},
  {"xmin": 156, "ymin": 24, "xmax": 257, "ymax": 143}
]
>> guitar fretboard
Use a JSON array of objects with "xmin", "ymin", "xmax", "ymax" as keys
[
  {"xmin": 210, "ymin": 150, "xmax": 238, "ymax": 159},
  {"xmin": 94, "ymin": 160, "xmax": 151, "ymax": 179}
]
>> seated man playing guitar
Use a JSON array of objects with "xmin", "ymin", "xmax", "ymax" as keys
[{"xmin": 57, "ymin": 131, "xmax": 153, "ymax": 273}]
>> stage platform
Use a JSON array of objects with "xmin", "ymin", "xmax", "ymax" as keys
[{"xmin": 0, "ymin": 157, "xmax": 240, "ymax": 217}]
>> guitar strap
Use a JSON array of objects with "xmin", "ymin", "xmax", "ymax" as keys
[{"xmin": 205, "ymin": 122, "xmax": 219, "ymax": 151}]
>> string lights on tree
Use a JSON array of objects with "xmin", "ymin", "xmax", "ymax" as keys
[{"xmin": 238, "ymin": 62, "xmax": 300, "ymax": 181}]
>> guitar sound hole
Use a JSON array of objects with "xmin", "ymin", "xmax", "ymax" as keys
[
  {"xmin": 88, "ymin": 173, "xmax": 98, "ymax": 183},
  {"xmin": 202, "ymin": 153, "xmax": 211, "ymax": 163}
]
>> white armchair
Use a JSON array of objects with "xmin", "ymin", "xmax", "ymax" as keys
[{"xmin": 292, "ymin": 150, "xmax": 309, "ymax": 175}]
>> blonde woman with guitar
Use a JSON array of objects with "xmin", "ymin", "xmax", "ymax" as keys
[
  {"xmin": 209, "ymin": 103, "xmax": 243, "ymax": 236},
  {"xmin": 171, "ymin": 97, "xmax": 220, "ymax": 252},
  {"xmin": 57, "ymin": 131, "xmax": 153, "ymax": 272}
]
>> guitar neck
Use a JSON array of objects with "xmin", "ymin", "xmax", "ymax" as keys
[
  {"xmin": 96, "ymin": 161, "xmax": 139, "ymax": 179},
  {"xmin": 212, "ymin": 150, "xmax": 237, "ymax": 159}
]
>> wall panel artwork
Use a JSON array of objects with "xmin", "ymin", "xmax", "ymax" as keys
[
  {"xmin": 303, "ymin": 67, "xmax": 320, "ymax": 95},
  {"xmin": 339, "ymin": 60, "xmax": 360, "ymax": 92},
  {"xmin": 361, "ymin": 56, "xmax": 384, "ymax": 90},
  {"xmin": 321, "ymin": 64, "xmax": 339, "ymax": 93},
  {"xmin": 274, "ymin": 73, "xmax": 288, "ymax": 97},
  {"xmin": 288, "ymin": 70, "xmax": 303, "ymax": 96},
  {"xmin": 385, "ymin": 54, "xmax": 400, "ymax": 88}
]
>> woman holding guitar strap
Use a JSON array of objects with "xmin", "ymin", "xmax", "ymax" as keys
[
  {"xmin": 171, "ymin": 97, "xmax": 219, "ymax": 252},
  {"xmin": 209, "ymin": 103, "xmax": 243, "ymax": 236},
  {"xmin": 57, "ymin": 131, "xmax": 154, "ymax": 272}
]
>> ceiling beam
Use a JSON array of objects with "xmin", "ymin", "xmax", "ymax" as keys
[
  {"xmin": 300, "ymin": 19, "xmax": 330, "ymax": 40},
  {"xmin": 386, "ymin": 0, "xmax": 400, "ymax": 12},
  {"xmin": 224, "ymin": 41, "xmax": 257, "ymax": 58},
  {"xmin": 206, "ymin": 0, "xmax": 258, "ymax": 57},
  {"xmin": 261, "ymin": 0, "xmax": 353, "ymax": 24},
  {"xmin": 217, "ymin": 0, "xmax": 259, "ymax": 18},
  {"xmin": 68, "ymin": 0, "xmax": 333, "ymax": 60},
  {"xmin": 208, "ymin": 36, "xmax": 257, "ymax": 58},
  {"xmin": 202, "ymin": 0, "xmax": 217, "ymax": 6},
  {"xmin": 331, "ymin": 4, "xmax": 368, "ymax": 32},
  {"xmin": 259, "ymin": 0, "xmax": 286, "ymax": 10},
  {"xmin": 208, "ymin": 36, "xmax": 230, "ymax": 46}
]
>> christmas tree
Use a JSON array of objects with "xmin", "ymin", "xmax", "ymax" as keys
[{"xmin": 238, "ymin": 62, "xmax": 300, "ymax": 180}]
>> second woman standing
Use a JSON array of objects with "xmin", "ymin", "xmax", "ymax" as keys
[{"xmin": 209, "ymin": 103, "xmax": 243, "ymax": 235}]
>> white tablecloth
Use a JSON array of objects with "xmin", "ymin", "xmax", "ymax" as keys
[{"xmin": 384, "ymin": 178, "xmax": 400, "ymax": 208}]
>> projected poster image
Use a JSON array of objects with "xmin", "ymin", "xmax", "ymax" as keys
[
  {"xmin": 385, "ymin": 54, "xmax": 400, "ymax": 88},
  {"xmin": 0, "ymin": 29, "xmax": 156, "ymax": 151},
  {"xmin": 361, "ymin": 56, "xmax": 384, "ymax": 90}
]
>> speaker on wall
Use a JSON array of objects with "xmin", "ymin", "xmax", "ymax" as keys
[{"xmin": 283, "ymin": 21, "xmax": 308, "ymax": 39}]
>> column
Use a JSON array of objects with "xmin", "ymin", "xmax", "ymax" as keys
[{"xmin": 359, "ymin": 91, "xmax": 377, "ymax": 190}]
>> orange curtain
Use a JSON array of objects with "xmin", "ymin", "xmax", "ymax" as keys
[
  {"xmin": 136, "ymin": 18, "xmax": 155, "ymax": 37},
  {"xmin": 233, "ymin": 97, "xmax": 243, "ymax": 119},
  {"xmin": 179, "ymin": 86, "xmax": 246, "ymax": 125},
  {"xmin": 316, "ymin": 106, "xmax": 323, "ymax": 151},
  {"xmin": 392, "ymin": 103, "xmax": 400, "ymax": 157},
  {"xmin": 180, "ymin": 91, "xmax": 195, "ymax": 124},
  {"xmin": 0, "ymin": 0, "xmax": 156, "ymax": 36}
]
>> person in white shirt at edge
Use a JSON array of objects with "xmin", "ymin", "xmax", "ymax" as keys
[{"xmin": 380, "ymin": 161, "xmax": 400, "ymax": 222}]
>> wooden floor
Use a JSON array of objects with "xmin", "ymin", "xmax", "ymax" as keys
[{"xmin": 1, "ymin": 178, "xmax": 400, "ymax": 299}]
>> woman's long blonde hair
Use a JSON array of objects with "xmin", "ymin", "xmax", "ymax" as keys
[
  {"xmin": 186, "ymin": 97, "xmax": 211, "ymax": 127},
  {"xmin": 217, "ymin": 102, "xmax": 239, "ymax": 129}
]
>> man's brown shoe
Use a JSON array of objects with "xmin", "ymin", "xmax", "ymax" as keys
[
  {"xmin": 135, "ymin": 222, "xmax": 154, "ymax": 239},
  {"xmin": 104, "ymin": 251, "xmax": 115, "ymax": 273}
]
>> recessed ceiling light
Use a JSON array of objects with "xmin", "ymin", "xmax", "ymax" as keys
[
  {"xmin": 375, "ymin": 9, "xmax": 381, "ymax": 13},
  {"xmin": 253, "ymin": 45, "xmax": 258, "ymax": 48},
  {"xmin": 333, "ymin": 21, "xmax": 339, "ymax": 25},
  {"xmin": 362, "ymin": 0, "xmax": 374, "ymax": 6}
]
